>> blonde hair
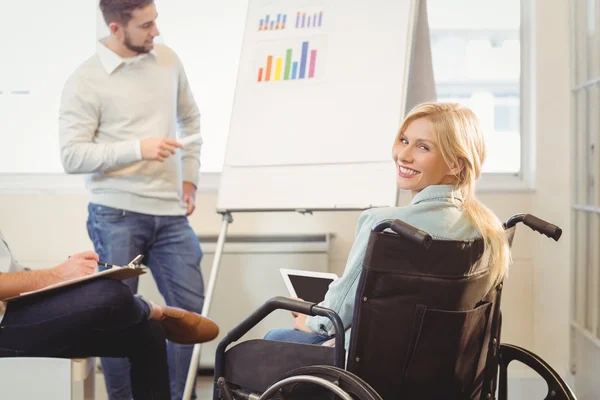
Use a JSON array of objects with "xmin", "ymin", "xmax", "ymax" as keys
[{"xmin": 395, "ymin": 102, "xmax": 510, "ymax": 285}]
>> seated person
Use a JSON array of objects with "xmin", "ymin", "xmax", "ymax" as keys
[
  {"xmin": 265, "ymin": 101, "xmax": 510, "ymax": 349},
  {"xmin": 0, "ymin": 231, "xmax": 218, "ymax": 400}
]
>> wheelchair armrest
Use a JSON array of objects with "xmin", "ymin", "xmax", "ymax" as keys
[
  {"xmin": 217, "ymin": 297, "xmax": 345, "ymax": 368},
  {"xmin": 497, "ymin": 344, "xmax": 576, "ymax": 400}
]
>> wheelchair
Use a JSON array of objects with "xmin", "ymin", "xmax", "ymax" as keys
[{"xmin": 212, "ymin": 214, "xmax": 576, "ymax": 400}]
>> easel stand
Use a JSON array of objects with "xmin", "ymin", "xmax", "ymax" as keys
[{"xmin": 183, "ymin": 211, "xmax": 232, "ymax": 400}]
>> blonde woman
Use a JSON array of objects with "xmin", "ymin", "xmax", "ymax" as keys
[{"xmin": 265, "ymin": 102, "xmax": 510, "ymax": 349}]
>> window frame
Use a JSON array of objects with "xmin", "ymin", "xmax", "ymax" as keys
[{"xmin": 0, "ymin": 0, "xmax": 534, "ymax": 194}]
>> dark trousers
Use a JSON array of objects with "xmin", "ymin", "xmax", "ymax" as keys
[{"xmin": 0, "ymin": 279, "xmax": 171, "ymax": 400}]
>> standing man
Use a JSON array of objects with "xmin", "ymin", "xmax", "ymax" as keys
[{"xmin": 59, "ymin": 1, "xmax": 204, "ymax": 399}]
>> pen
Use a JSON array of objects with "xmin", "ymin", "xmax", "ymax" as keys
[{"xmin": 98, "ymin": 262, "xmax": 118, "ymax": 269}]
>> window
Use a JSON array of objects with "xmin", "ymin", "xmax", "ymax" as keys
[
  {"xmin": 0, "ymin": 0, "xmax": 247, "ymax": 178},
  {"xmin": 0, "ymin": 0, "xmax": 529, "ymax": 189},
  {"xmin": 427, "ymin": 0, "xmax": 525, "ymax": 175},
  {"xmin": 571, "ymin": 0, "xmax": 600, "ymax": 345}
]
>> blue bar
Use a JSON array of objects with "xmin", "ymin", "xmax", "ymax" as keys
[
  {"xmin": 299, "ymin": 41, "xmax": 308, "ymax": 79},
  {"xmin": 318, "ymin": 12, "xmax": 323, "ymax": 26},
  {"xmin": 259, "ymin": 19, "xmax": 263, "ymax": 30},
  {"xmin": 265, "ymin": 14, "xmax": 270, "ymax": 25},
  {"xmin": 313, "ymin": 14, "xmax": 316, "ymax": 27},
  {"xmin": 277, "ymin": 14, "xmax": 281, "ymax": 25},
  {"xmin": 283, "ymin": 14, "xmax": 287, "ymax": 27},
  {"xmin": 296, "ymin": 13, "xmax": 299, "ymax": 28},
  {"xmin": 270, "ymin": 21, "xmax": 274, "ymax": 29},
  {"xmin": 292, "ymin": 62, "xmax": 298, "ymax": 79},
  {"xmin": 302, "ymin": 13, "xmax": 305, "ymax": 28}
]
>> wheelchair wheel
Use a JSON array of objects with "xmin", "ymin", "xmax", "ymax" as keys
[{"xmin": 261, "ymin": 365, "xmax": 382, "ymax": 400}]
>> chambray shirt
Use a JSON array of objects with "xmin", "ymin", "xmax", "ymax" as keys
[
  {"xmin": 0, "ymin": 231, "xmax": 27, "ymax": 324},
  {"xmin": 305, "ymin": 185, "xmax": 481, "ymax": 350}
]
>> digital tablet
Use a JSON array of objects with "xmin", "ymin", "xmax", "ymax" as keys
[{"xmin": 280, "ymin": 268, "xmax": 338, "ymax": 304}]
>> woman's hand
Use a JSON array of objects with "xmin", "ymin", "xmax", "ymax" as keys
[{"xmin": 293, "ymin": 313, "xmax": 312, "ymax": 333}]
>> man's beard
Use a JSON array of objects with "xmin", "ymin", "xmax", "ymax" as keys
[{"xmin": 124, "ymin": 30, "xmax": 151, "ymax": 54}]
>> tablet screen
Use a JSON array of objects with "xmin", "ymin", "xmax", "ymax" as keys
[{"xmin": 287, "ymin": 274, "xmax": 336, "ymax": 303}]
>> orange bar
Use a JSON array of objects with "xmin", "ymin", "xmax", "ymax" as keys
[
  {"xmin": 265, "ymin": 56, "xmax": 273, "ymax": 81},
  {"xmin": 258, "ymin": 68, "xmax": 263, "ymax": 82}
]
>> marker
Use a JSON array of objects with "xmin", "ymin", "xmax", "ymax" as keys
[{"xmin": 179, "ymin": 133, "xmax": 202, "ymax": 146}]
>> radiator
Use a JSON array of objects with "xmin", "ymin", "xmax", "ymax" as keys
[{"xmin": 136, "ymin": 233, "xmax": 332, "ymax": 369}]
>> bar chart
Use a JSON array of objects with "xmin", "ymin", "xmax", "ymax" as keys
[
  {"xmin": 256, "ymin": 39, "xmax": 325, "ymax": 84},
  {"xmin": 258, "ymin": 13, "xmax": 287, "ymax": 31},
  {"xmin": 295, "ymin": 10, "xmax": 323, "ymax": 29}
]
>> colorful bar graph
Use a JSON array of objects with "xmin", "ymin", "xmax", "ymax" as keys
[
  {"xmin": 257, "ymin": 41, "xmax": 319, "ymax": 83},
  {"xmin": 294, "ymin": 11, "xmax": 324, "ymax": 29},
  {"xmin": 308, "ymin": 50, "xmax": 317, "ymax": 78},
  {"xmin": 258, "ymin": 13, "xmax": 288, "ymax": 31}
]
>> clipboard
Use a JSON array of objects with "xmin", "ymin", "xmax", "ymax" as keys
[{"xmin": 4, "ymin": 255, "xmax": 148, "ymax": 302}]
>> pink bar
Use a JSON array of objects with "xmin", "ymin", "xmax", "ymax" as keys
[{"xmin": 308, "ymin": 50, "xmax": 317, "ymax": 78}]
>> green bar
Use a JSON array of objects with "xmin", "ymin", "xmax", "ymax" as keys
[{"xmin": 284, "ymin": 49, "xmax": 293, "ymax": 80}]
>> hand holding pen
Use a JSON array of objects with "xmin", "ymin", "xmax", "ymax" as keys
[{"xmin": 52, "ymin": 251, "xmax": 99, "ymax": 282}]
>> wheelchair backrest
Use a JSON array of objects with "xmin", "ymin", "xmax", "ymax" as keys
[{"xmin": 346, "ymin": 229, "xmax": 504, "ymax": 400}]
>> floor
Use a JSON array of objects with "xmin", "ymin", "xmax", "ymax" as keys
[{"xmin": 94, "ymin": 372, "xmax": 214, "ymax": 399}]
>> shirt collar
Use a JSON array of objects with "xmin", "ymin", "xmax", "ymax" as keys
[
  {"xmin": 96, "ymin": 39, "xmax": 157, "ymax": 75},
  {"xmin": 410, "ymin": 184, "xmax": 463, "ymax": 205}
]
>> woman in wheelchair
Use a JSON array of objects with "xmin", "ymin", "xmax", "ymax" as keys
[{"xmin": 264, "ymin": 101, "xmax": 511, "ymax": 349}]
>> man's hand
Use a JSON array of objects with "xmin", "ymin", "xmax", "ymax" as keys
[
  {"xmin": 182, "ymin": 181, "xmax": 197, "ymax": 216},
  {"xmin": 51, "ymin": 251, "xmax": 99, "ymax": 282},
  {"xmin": 141, "ymin": 137, "xmax": 183, "ymax": 162}
]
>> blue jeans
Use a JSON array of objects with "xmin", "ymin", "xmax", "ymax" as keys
[
  {"xmin": 264, "ymin": 329, "xmax": 331, "ymax": 345},
  {"xmin": 87, "ymin": 203, "xmax": 205, "ymax": 400},
  {"xmin": 0, "ymin": 279, "xmax": 171, "ymax": 399}
]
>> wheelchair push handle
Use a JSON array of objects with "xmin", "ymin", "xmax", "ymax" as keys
[
  {"xmin": 373, "ymin": 219, "xmax": 433, "ymax": 249},
  {"xmin": 504, "ymin": 214, "xmax": 562, "ymax": 241}
]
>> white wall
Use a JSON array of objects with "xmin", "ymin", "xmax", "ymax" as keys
[
  {"xmin": 529, "ymin": 0, "xmax": 571, "ymax": 373},
  {"xmin": 0, "ymin": 0, "xmax": 571, "ymax": 384}
]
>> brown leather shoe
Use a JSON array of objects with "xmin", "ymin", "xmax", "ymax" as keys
[{"xmin": 158, "ymin": 307, "xmax": 219, "ymax": 345}]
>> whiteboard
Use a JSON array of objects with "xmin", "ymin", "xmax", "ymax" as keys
[{"xmin": 218, "ymin": 0, "xmax": 430, "ymax": 211}]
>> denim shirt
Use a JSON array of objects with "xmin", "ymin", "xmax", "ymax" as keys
[{"xmin": 305, "ymin": 185, "xmax": 481, "ymax": 349}]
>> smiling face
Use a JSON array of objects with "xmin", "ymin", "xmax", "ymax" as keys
[{"xmin": 391, "ymin": 117, "xmax": 458, "ymax": 196}]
